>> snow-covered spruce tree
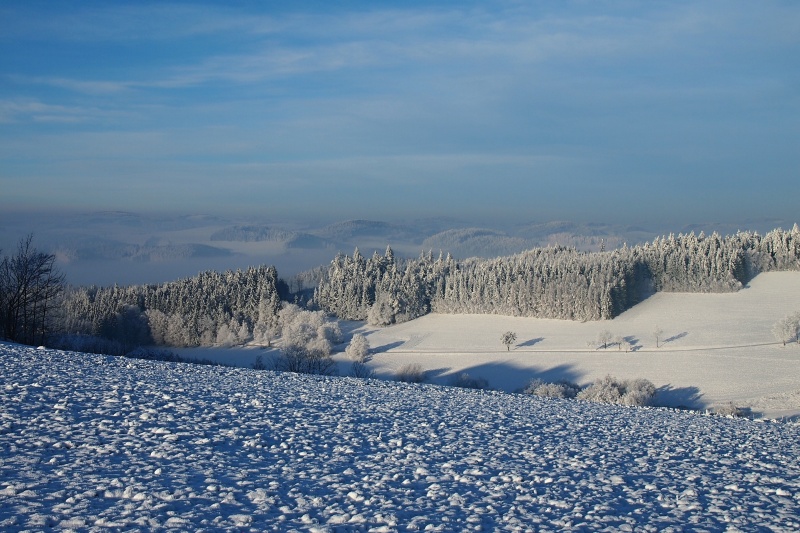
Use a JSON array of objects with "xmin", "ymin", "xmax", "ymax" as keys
[
  {"xmin": 314, "ymin": 225, "xmax": 799, "ymax": 325},
  {"xmin": 57, "ymin": 265, "xmax": 282, "ymax": 351},
  {"xmin": 750, "ymin": 225, "xmax": 800, "ymax": 273},
  {"xmin": 316, "ymin": 246, "xmax": 436, "ymax": 326}
]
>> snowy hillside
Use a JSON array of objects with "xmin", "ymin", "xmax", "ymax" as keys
[
  {"xmin": 1, "ymin": 344, "xmax": 799, "ymax": 531},
  {"xmin": 178, "ymin": 272, "xmax": 800, "ymax": 420},
  {"xmin": 353, "ymin": 271, "xmax": 800, "ymax": 419}
]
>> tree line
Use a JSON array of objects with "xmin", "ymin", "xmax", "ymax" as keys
[
  {"xmin": 314, "ymin": 226, "xmax": 800, "ymax": 325},
  {"xmin": 1, "ymin": 225, "xmax": 798, "ymax": 355},
  {"xmin": 56, "ymin": 265, "xmax": 284, "ymax": 354}
]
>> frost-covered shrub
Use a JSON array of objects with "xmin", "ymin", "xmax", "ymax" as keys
[
  {"xmin": 450, "ymin": 373, "xmax": 489, "ymax": 390},
  {"xmin": 349, "ymin": 361, "xmax": 375, "ymax": 379},
  {"xmin": 620, "ymin": 378, "xmax": 657, "ymax": 406},
  {"xmin": 367, "ymin": 293, "xmax": 396, "ymax": 327},
  {"xmin": 713, "ymin": 403, "xmax": 745, "ymax": 417},
  {"xmin": 278, "ymin": 303, "xmax": 341, "ymax": 356},
  {"xmin": 395, "ymin": 363, "xmax": 426, "ymax": 383},
  {"xmin": 772, "ymin": 313, "xmax": 800, "ymax": 346},
  {"xmin": 345, "ymin": 333, "xmax": 370, "ymax": 363},
  {"xmin": 523, "ymin": 379, "xmax": 580, "ymax": 399},
  {"xmin": 577, "ymin": 375, "xmax": 656, "ymax": 406},
  {"xmin": 577, "ymin": 375, "xmax": 623, "ymax": 404},
  {"xmin": 252, "ymin": 354, "xmax": 266, "ymax": 370},
  {"xmin": 272, "ymin": 344, "xmax": 337, "ymax": 376}
]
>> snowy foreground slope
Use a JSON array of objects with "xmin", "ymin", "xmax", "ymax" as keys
[{"xmin": 2, "ymin": 344, "xmax": 799, "ymax": 531}]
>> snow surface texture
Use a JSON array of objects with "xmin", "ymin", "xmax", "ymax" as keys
[{"xmin": 1, "ymin": 344, "xmax": 799, "ymax": 531}]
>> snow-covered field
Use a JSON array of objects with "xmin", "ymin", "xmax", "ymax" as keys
[
  {"xmin": 182, "ymin": 272, "xmax": 800, "ymax": 420},
  {"xmin": 1, "ymin": 343, "xmax": 799, "ymax": 531}
]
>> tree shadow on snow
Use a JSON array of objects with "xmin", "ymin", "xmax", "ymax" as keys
[
  {"xmin": 338, "ymin": 321, "xmax": 369, "ymax": 338},
  {"xmin": 518, "ymin": 337, "xmax": 544, "ymax": 348},
  {"xmin": 655, "ymin": 384, "xmax": 704, "ymax": 411},
  {"xmin": 664, "ymin": 332, "xmax": 688, "ymax": 344},
  {"xmin": 624, "ymin": 335, "xmax": 642, "ymax": 352},
  {"xmin": 371, "ymin": 341, "xmax": 405, "ymax": 353},
  {"xmin": 431, "ymin": 361, "xmax": 584, "ymax": 393}
]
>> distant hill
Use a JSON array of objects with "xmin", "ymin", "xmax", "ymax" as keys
[
  {"xmin": 210, "ymin": 225, "xmax": 333, "ymax": 249},
  {"xmin": 421, "ymin": 228, "xmax": 533, "ymax": 258},
  {"xmin": 315, "ymin": 219, "xmax": 421, "ymax": 244},
  {"xmin": 54, "ymin": 240, "xmax": 232, "ymax": 262}
]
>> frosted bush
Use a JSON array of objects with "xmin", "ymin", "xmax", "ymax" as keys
[
  {"xmin": 577, "ymin": 375, "xmax": 623, "ymax": 403},
  {"xmin": 523, "ymin": 379, "xmax": 580, "ymax": 399},
  {"xmin": 450, "ymin": 373, "xmax": 489, "ymax": 390},
  {"xmin": 713, "ymin": 403, "xmax": 745, "ymax": 417},
  {"xmin": 577, "ymin": 375, "xmax": 656, "ymax": 407},
  {"xmin": 349, "ymin": 361, "xmax": 375, "ymax": 379},
  {"xmin": 345, "ymin": 333, "xmax": 370, "ymax": 363},
  {"xmin": 367, "ymin": 293, "xmax": 396, "ymax": 327},
  {"xmin": 272, "ymin": 345, "xmax": 337, "ymax": 376},
  {"xmin": 620, "ymin": 378, "xmax": 657, "ymax": 406},
  {"xmin": 395, "ymin": 363, "xmax": 426, "ymax": 383}
]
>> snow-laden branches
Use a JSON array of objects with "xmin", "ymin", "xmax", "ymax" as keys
[{"xmin": 315, "ymin": 227, "xmax": 800, "ymax": 324}]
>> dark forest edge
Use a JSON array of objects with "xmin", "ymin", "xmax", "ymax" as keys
[{"xmin": 1, "ymin": 226, "xmax": 798, "ymax": 357}]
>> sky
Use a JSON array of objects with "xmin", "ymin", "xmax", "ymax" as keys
[{"xmin": 1, "ymin": 1, "xmax": 799, "ymax": 227}]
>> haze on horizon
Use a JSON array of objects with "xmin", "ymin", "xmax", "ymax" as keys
[{"xmin": 1, "ymin": 1, "xmax": 799, "ymax": 229}]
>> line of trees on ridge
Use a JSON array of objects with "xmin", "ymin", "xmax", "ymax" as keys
[
  {"xmin": 314, "ymin": 226, "xmax": 800, "ymax": 325},
  {"xmin": 1, "ymin": 226, "xmax": 798, "ymax": 356}
]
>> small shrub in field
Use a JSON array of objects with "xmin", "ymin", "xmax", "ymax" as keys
[
  {"xmin": 395, "ymin": 363, "xmax": 426, "ymax": 383},
  {"xmin": 450, "ymin": 372, "xmax": 489, "ymax": 390},
  {"xmin": 577, "ymin": 375, "xmax": 656, "ymax": 407},
  {"xmin": 620, "ymin": 378, "xmax": 656, "ymax": 406},
  {"xmin": 713, "ymin": 403, "xmax": 745, "ymax": 417},
  {"xmin": 523, "ymin": 379, "xmax": 580, "ymax": 399},
  {"xmin": 349, "ymin": 361, "xmax": 375, "ymax": 379},
  {"xmin": 345, "ymin": 333, "xmax": 371, "ymax": 363},
  {"xmin": 272, "ymin": 345, "xmax": 337, "ymax": 376}
]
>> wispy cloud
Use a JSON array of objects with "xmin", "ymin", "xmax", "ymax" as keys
[
  {"xmin": 2, "ymin": 1, "xmax": 799, "ymax": 224},
  {"xmin": 0, "ymin": 98, "xmax": 130, "ymax": 124}
]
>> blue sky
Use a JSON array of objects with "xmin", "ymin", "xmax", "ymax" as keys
[{"xmin": 1, "ymin": 1, "xmax": 798, "ymax": 227}]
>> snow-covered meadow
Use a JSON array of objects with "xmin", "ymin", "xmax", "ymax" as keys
[
  {"xmin": 182, "ymin": 272, "xmax": 800, "ymax": 420},
  {"xmin": 358, "ymin": 272, "xmax": 800, "ymax": 420},
  {"xmin": 1, "ymin": 343, "xmax": 799, "ymax": 531}
]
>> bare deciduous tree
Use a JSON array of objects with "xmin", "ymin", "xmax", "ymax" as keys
[
  {"xmin": 0, "ymin": 235, "xmax": 65, "ymax": 346},
  {"xmin": 653, "ymin": 326, "xmax": 664, "ymax": 348}
]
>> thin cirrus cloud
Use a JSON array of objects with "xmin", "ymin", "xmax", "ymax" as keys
[{"xmin": 1, "ymin": 1, "xmax": 799, "ymax": 225}]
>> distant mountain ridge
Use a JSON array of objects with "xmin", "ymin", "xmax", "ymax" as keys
[{"xmin": 210, "ymin": 225, "xmax": 332, "ymax": 249}]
